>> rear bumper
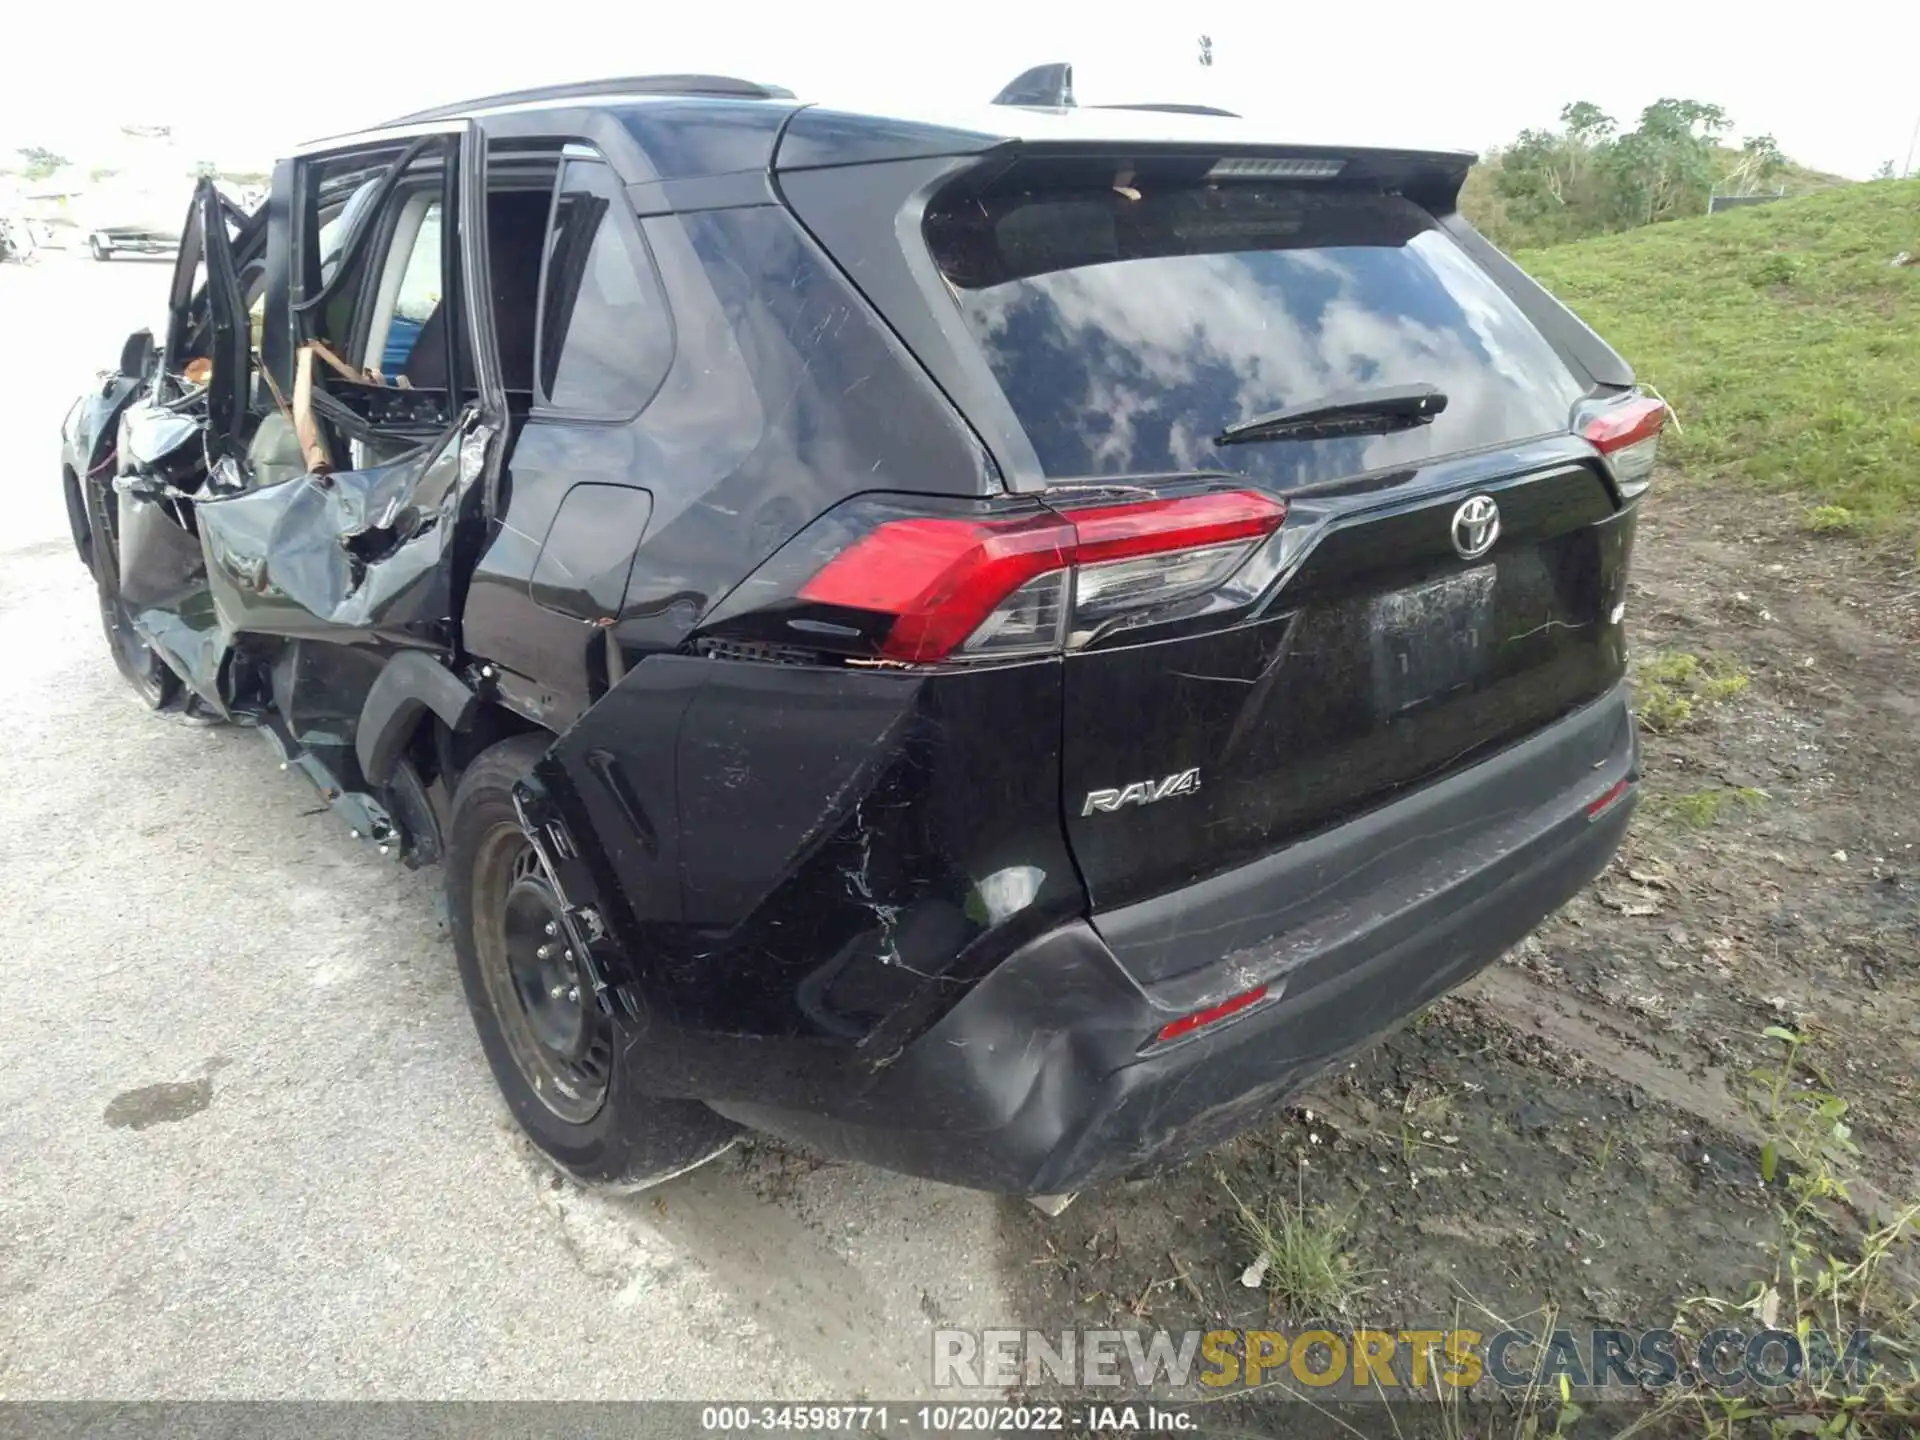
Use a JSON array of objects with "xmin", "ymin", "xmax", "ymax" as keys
[{"xmin": 711, "ymin": 685, "xmax": 1638, "ymax": 1194}]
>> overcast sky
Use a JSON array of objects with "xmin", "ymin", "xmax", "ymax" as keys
[{"xmin": 3, "ymin": 0, "xmax": 1914, "ymax": 180}]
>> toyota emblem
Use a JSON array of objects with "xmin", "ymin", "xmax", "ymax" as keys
[{"xmin": 1450, "ymin": 495, "xmax": 1501, "ymax": 560}]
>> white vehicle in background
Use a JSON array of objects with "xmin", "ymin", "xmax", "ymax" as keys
[{"xmin": 78, "ymin": 177, "xmax": 186, "ymax": 260}]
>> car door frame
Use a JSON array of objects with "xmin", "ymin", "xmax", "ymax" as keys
[
  {"xmin": 158, "ymin": 177, "xmax": 252, "ymax": 456},
  {"xmin": 284, "ymin": 120, "xmax": 506, "ymax": 454},
  {"xmin": 254, "ymin": 119, "xmax": 511, "ymax": 640}
]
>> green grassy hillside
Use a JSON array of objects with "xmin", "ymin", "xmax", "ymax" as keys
[
  {"xmin": 1518, "ymin": 179, "xmax": 1920, "ymax": 525},
  {"xmin": 1460, "ymin": 147, "xmax": 1849, "ymax": 252}
]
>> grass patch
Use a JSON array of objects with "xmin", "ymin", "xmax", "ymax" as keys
[
  {"xmin": 1521, "ymin": 179, "xmax": 1920, "ymax": 525},
  {"xmin": 1634, "ymin": 650, "xmax": 1751, "ymax": 732},
  {"xmin": 1662, "ymin": 784, "xmax": 1771, "ymax": 828},
  {"xmin": 1640, "ymin": 652, "xmax": 1702, "ymax": 686},
  {"xmin": 1638, "ymin": 684, "xmax": 1695, "ymax": 731},
  {"xmin": 1220, "ymin": 1169, "xmax": 1370, "ymax": 1319},
  {"xmin": 1807, "ymin": 503, "xmax": 1865, "ymax": 535},
  {"xmin": 1632, "ymin": 1029, "xmax": 1920, "ymax": 1436}
]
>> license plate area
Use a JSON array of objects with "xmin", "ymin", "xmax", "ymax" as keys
[{"xmin": 1368, "ymin": 566, "xmax": 1498, "ymax": 716}]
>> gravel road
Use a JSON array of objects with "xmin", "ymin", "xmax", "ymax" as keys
[{"xmin": 0, "ymin": 255, "xmax": 1013, "ymax": 1400}]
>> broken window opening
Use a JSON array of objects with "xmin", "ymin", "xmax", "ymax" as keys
[{"xmin": 295, "ymin": 137, "xmax": 471, "ymax": 470}]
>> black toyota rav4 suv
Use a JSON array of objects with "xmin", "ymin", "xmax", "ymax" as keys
[{"xmin": 60, "ymin": 70, "xmax": 1662, "ymax": 1198}]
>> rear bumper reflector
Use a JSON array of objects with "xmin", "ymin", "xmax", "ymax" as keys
[
  {"xmin": 1584, "ymin": 776, "xmax": 1633, "ymax": 821},
  {"xmin": 1153, "ymin": 982, "xmax": 1270, "ymax": 1046}
]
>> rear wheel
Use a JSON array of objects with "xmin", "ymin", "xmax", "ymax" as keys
[
  {"xmin": 448, "ymin": 734, "xmax": 737, "ymax": 1188},
  {"xmin": 89, "ymin": 235, "xmax": 112, "ymax": 262}
]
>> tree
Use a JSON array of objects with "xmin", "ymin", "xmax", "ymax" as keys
[
  {"xmin": 1873, "ymin": 159, "xmax": 1897, "ymax": 180},
  {"xmin": 1598, "ymin": 98, "xmax": 1731, "ymax": 226},
  {"xmin": 16, "ymin": 147, "xmax": 69, "ymax": 181},
  {"xmin": 1721, "ymin": 134, "xmax": 1786, "ymax": 196},
  {"xmin": 1197, "ymin": 34, "xmax": 1213, "ymax": 67},
  {"xmin": 1492, "ymin": 102, "xmax": 1617, "ymax": 244},
  {"xmin": 1559, "ymin": 101, "xmax": 1615, "ymax": 145},
  {"xmin": 1475, "ymin": 95, "xmax": 1761, "ymax": 246}
]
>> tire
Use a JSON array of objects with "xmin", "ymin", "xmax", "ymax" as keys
[
  {"xmin": 447, "ymin": 733, "xmax": 737, "ymax": 1188},
  {"xmin": 90, "ymin": 235, "xmax": 111, "ymax": 261},
  {"xmin": 90, "ymin": 486, "xmax": 179, "ymax": 711},
  {"xmin": 97, "ymin": 580, "xmax": 178, "ymax": 710}
]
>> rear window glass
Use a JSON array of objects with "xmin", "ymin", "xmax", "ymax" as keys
[{"xmin": 925, "ymin": 183, "xmax": 1586, "ymax": 490}]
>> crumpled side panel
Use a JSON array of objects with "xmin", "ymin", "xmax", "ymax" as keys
[
  {"xmin": 115, "ymin": 488, "xmax": 206, "ymax": 613},
  {"xmin": 196, "ymin": 422, "xmax": 484, "ymax": 648},
  {"xmin": 132, "ymin": 592, "xmax": 230, "ymax": 712}
]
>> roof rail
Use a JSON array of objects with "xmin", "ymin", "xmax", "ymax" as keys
[{"xmin": 380, "ymin": 74, "xmax": 794, "ymax": 126}]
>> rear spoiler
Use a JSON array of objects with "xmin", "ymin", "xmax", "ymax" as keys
[{"xmin": 776, "ymin": 115, "xmax": 1474, "ymax": 214}]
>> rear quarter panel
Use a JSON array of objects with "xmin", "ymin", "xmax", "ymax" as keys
[{"xmin": 463, "ymin": 201, "xmax": 1002, "ymax": 723}]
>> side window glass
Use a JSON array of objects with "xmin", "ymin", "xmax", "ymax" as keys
[{"xmin": 538, "ymin": 159, "xmax": 670, "ymax": 415}]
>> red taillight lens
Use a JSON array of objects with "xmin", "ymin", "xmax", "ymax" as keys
[
  {"xmin": 1155, "ymin": 982, "xmax": 1271, "ymax": 1045},
  {"xmin": 798, "ymin": 489, "xmax": 1286, "ymax": 663},
  {"xmin": 1583, "ymin": 396, "xmax": 1667, "ymax": 499},
  {"xmin": 1063, "ymin": 490, "xmax": 1290, "ymax": 563},
  {"xmin": 797, "ymin": 512, "xmax": 1072, "ymax": 663}
]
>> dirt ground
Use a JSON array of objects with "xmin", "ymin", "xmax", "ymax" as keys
[{"xmin": 974, "ymin": 478, "xmax": 1920, "ymax": 1429}]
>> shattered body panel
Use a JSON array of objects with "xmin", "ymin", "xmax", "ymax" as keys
[
  {"xmin": 79, "ymin": 167, "xmax": 495, "ymax": 853},
  {"xmin": 198, "ymin": 418, "xmax": 487, "ymax": 647}
]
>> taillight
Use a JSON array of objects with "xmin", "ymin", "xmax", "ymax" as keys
[
  {"xmin": 797, "ymin": 490, "xmax": 1285, "ymax": 663},
  {"xmin": 1583, "ymin": 396, "xmax": 1667, "ymax": 500},
  {"xmin": 796, "ymin": 512, "xmax": 1072, "ymax": 663}
]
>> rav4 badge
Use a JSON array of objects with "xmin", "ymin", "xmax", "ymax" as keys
[{"xmin": 1082, "ymin": 768, "xmax": 1202, "ymax": 816}]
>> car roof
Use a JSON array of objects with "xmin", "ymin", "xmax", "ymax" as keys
[
  {"xmin": 835, "ymin": 100, "xmax": 1461, "ymax": 153},
  {"xmin": 771, "ymin": 101, "xmax": 1474, "ymax": 170},
  {"xmin": 313, "ymin": 76, "xmax": 1468, "ymax": 170}
]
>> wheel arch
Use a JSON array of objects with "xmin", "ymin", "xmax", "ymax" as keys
[
  {"xmin": 61, "ymin": 464, "xmax": 93, "ymax": 571},
  {"xmin": 354, "ymin": 650, "xmax": 484, "ymax": 788}
]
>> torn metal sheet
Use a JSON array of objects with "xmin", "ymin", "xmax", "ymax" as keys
[
  {"xmin": 197, "ymin": 414, "xmax": 488, "ymax": 646},
  {"xmin": 130, "ymin": 592, "xmax": 230, "ymax": 713},
  {"xmin": 114, "ymin": 483, "xmax": 206, "ymax": 613}
]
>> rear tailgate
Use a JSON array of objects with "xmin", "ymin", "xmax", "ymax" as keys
[
  {"xmin": 777, "ymin": 135, "xmax": 1638, "ymax": 981},
  {"xmin": 1059, "ymin": 450, "xmax": 1631, "ymax": 916}
]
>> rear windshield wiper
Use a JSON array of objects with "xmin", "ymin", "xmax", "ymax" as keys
[{"xmin": 1214, "ymin": 383, "xmax": 1448, "ymax": 446}]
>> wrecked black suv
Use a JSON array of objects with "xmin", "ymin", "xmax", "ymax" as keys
[{"xmin": 59, "ymin": 70, "xmax": 1663, "ymax": 1198}]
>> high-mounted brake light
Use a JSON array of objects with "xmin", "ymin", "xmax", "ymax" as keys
[
  {"xmin": 797, "ymin": 490, "xmax": 1286, "ymax": 664},
  {"xmin": 1583, "ymin": 397, "xmax": 1667, "ymax": 500},
  {"xmin": 1207, "ymin": 157, "xmax": 1345, "ymax": 181}
]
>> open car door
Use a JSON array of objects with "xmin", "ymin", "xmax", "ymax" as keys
[
  {"xmin": 109, "ymin": 177, "xmax": 253, "ymax": 709},
  {"xmin": 194, "ymin": 124, "xmax": 502, "ymax": 662}
]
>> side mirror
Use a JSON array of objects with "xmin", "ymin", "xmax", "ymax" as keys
[{"xmin": 118, "ymin": 328, "xmax": 158, "ymax": 380}]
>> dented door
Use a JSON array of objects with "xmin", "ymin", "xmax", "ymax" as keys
[
  {"xmin": 196, "ymin": 411, "xmax": 491, "ymax": 650},
  {"xmin": 110, "ymin": 178, "xmax": 253, "ymax": 707}
]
